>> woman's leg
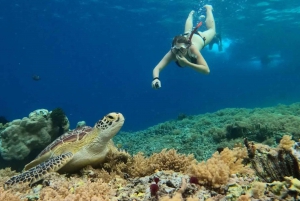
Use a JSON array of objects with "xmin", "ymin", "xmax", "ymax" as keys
[
  {"xmin": 200, "ymin": 5, "xmax": 216, "ymax": 45},
  {"xmin": 184, "ymin": 10, "xmax": 195, "ymax": 33}
]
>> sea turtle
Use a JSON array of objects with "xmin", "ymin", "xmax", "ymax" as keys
[{"xmin": 4, "ymin": 112, "xmax": 124, "ymax": 188}]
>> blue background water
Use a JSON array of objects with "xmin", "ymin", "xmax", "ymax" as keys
[{"xmin": 0, "ymin": 0, "xmax": 299, "ymax": 131}]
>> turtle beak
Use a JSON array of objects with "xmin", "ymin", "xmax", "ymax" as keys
[{"xmin": 116, "ymin": 113, "xmax": 125, "ymax": 123}]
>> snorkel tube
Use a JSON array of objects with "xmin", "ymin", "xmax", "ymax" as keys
[{"xmin": 188, "ymin": 21, "xmax": 203, "ymax": 42}]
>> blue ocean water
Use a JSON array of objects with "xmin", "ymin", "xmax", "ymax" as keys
[{"xmin": 0, "ymin": 0, "xmax": 299, "ymax": 131}]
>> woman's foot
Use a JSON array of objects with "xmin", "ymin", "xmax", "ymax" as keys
[
  {"xmin": 189, "ymin": 10, "xmax": 195, "ymax": 17},
  {"xmin": 203, "ymin": 5, "xmax": 213, "ymax": 11}
]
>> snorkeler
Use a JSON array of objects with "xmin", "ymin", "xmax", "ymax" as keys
[{"xmin": 152, "ymin": 5, "xmax": 216, "ymax": 89}]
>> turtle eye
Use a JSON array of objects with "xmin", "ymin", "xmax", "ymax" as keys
[{"xmin": 107, "ymin": 115, "xmax": 114, "ymax": 119}]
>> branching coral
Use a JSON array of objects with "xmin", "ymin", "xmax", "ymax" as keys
[
  {"xmin": 127, "ymin": 152, "xmax": 155, "ymax": 177},
  {"xmin": 188, "ymin": 154, "xmax": 230, "ymax": 189},
  {"xmin": 81, "ymin": 165, "xmax": 117, "ymax": 183},
  {"xmin": 251, "ymin": 181, "xmax": 266, "ymax": 199},
  {"xmin": 119, "ymin": 149, "xmax": 196, "ymax": 178},
  {"xmin": 100, "ymin": 148, "xmax": 131, "ymax": 176},
  {"xmin": 279, "ymin": 135, "xmax": 295, "ymax": 151},
  {"xmin": 0, "ymin": 187, "xmax": 23, "ymax": 201},
  {"xmin": 38, "ymin": 175, "xmax": 115, "ymax": 201},
  {"xmin": 187, "ymin": 147, "xmax": 250, "ymax": 189},
  {"xmin": 219, "ymin": 147, "xmax": 249, "ymax": 175},
  {"xmin": 149, "ymin": 149, "xmax": 196, "ymax": 173}
]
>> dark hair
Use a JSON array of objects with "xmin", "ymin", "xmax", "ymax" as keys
[{"xmin": 171, "ymin": 35, "xmax": 190, "ymax": 46}]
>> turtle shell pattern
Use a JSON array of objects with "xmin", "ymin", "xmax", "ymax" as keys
[{"xmin": 37, "ymin": 126, "xmax": 93, "ymax": 158}]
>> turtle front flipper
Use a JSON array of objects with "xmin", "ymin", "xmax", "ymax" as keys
[{"xmin": 4, "ymin": 152, "xmax": 73, "ymax": 189}]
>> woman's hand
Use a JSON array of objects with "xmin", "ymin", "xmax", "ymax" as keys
[
  {"xmin": 152, "ymin": 78, "xmax": 161, "ymax": 89},
  {"xmin": 176, "ymin": 54, "xmax": 189, "ymax": 66}
]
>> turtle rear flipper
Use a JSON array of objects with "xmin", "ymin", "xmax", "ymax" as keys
[{"xmin": 4, "ymin": 152, "xmax": 73, "ymax": 189}]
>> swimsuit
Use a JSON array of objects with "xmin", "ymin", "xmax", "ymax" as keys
[{"xmin": 183, "ymin": 32, "xmax": 206, "ymax": 46}]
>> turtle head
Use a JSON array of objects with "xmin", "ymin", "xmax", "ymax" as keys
[{"xmin": 94, "ymin": 112, "xmax": 125, "ymax": 141}]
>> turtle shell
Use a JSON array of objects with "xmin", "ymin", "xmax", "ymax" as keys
[{"xmin": 37, "ymin": 126, "xmax": 94, "ymax": 158}]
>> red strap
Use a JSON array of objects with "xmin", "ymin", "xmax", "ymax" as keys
[{"xmin": 188, "ymin": 21, "xmax": 203, "ymax": 42}]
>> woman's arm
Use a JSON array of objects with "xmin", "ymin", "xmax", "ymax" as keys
[{"xmin": 152, "ymin": 50, "xmax": 174, "ymax": 78}]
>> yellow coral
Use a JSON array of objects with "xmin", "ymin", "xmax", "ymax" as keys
[
  {"xmin": 39, "ymin": 178, "xmax": 115, "ymax": 201},
  {"xmin": 125, "ymin": 149, "xmax": 196, "ymax": 178},
  {"xmin": 0, "ymin": 187, "xmax": 23, "ymax": 201},
  {"xmin": 268, "ymin": 181, "xmax": 286, "ymax": 195},
  {"xmin": 0, "ymin": 168, "xmax": 17, "ymax": 185},
  {"xmin": 127, "ymin": 152, "xmax": 155, "ymax": 177},
  {"xmin": 284, "ymin": 176, "xmax": 300, "ymax": 193},
  {"xmin": 251, "ymin": 181, "xmax": 266, "ymax": 199},
  {"xmin": 188, "ymin": 148, "xmax": 250, "ymax": 189},
  {"xmin": 188, "ymin": 154, "xmax": 230, "ymax": 188},
  {"xmin": 237, "ymin": 194, "xmax": 251, "ymax": 201},
  {"xmin": 149, "ymin": 149, "xmax": 196, "ymax": 173},
  {"xmin": 279, "ymin": 135, "xmax": 295, "ymax": 151},
  {"xmin": 219, "ymin": 147, "xmax": 249, "ymax": 175}
]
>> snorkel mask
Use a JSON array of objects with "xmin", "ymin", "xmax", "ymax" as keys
[{"xmin": 171, "ymin": 43, "xmax": 190, "ymax": 55}]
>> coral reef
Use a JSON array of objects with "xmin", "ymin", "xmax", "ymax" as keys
[
  {"xmin": 1, "ymin": 135, "xmax": 300, "ymax": 200},
  {"xmin": 2, "ymin": 103, "xmax": 300, "ymax": 200},
  {"xmin": 99, "ymin": 148, "xmax": 195, "ymax": 178},
  {"xmin": 114, "ymin": 102, "xmax": 300, "ymax": 161},
  {"xmin": 0, "ymin": 109, "xmax": 69, "ymax": 161}
]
